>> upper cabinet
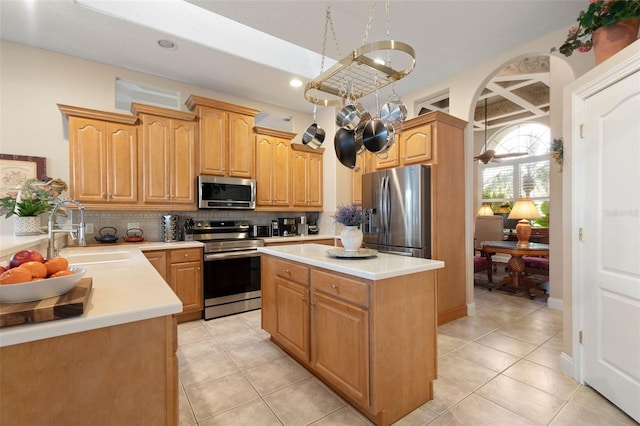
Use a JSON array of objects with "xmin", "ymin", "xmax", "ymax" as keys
[
  {"xmin": 132, "ymin": 103, "xmax": 198, "ymax": 206},
  {"xmin": 291, "ymin": 144, "xmax": 324, "ymax": 211},
  {"xmin": 58, "ymin": 104, "xmax": 139, "ymax": 207},
  {"xmin": 254, "ymin": 126, "xmax": 296, "ymax": 210},
  {"xmin": 185, "ymin": 95, "xmax": 259, "ymax": 178}
]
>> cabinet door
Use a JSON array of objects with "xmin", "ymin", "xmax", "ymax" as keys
[
  {"xmin": 272, "ymin": 138, "xmax": 291, "ymax": 207},
  {"xmin": 198, "ymin": 106, "xmax": 227, "ymax": 176},
  {"xmin": 401, "ymin": 124, "xmax": 432, "ymax": 165},
  {"xmin": 69, "ymin": 117, "xmax": 107, "ymax": 202},
  {"xmin": 170, "ymin": 260, "xmax": 202, "ymax": 314},
  {"xmin": 170, "ymin": 119, "xmax": 196, "ymax": 204},
  {"xmin": 311, "ymin": 291, "xmax": 369, "ymax": 406},
  {"xmin": 141, "ymin": 115, "xmax": 172, "ymax": 203},
  {"xmin": 255, "ymin": 135, "xmax": 275, "ymax": 206},
  {"xmin": 307, "ymin": 152, "xmax": 323, "ymax": 207},
  {"xmin": 228, "ymin": 112, "xmax": 254, "ymax": 178},
  {"xmin": 291, "ymin": 151, "xmax": 308, "ymax": 207},
  {"xmin": 106, "ymin": 122, "xmax": 138, "ymax": 203},
  {"xmin": 374, "ymin": 135, "xmax": 400, "ymax": 169},
  {"xmin": 144, "ymin": 250, "xmax": 167, "ymax": 281},
  {"xmin": 275, "ymin": 277, "xmax": 310, "ymax": 362}
]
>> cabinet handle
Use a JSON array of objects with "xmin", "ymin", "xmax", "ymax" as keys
[
  {"xmin": 301, "ymin": 296, "xmax": 306, "ymax": 302},
  {"xmin": 197, "ymin": 267, "xmax": 201, "ymax": 271},
  {"xmin": 184, "ymin": 254, "xmax": 188, "ymax": 258},
  {"xmin": 331, "ymin": 284, "xmax": 338, "ymax": 289},
  {"xmin": 284, "ymin": 269, "xmax": 290, "ymax": 274}
]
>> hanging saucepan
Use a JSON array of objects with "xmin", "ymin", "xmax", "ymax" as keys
[
  {"xmin": 336, "ymin": 102, "xmax": 371, "ymax": 131},
  {"xmin": 380, "ymin": 97, "xmax": 407, "ymax": 127},
  {"xmin": 94, "ymin": 226, "xmax": 118, "ymax": 244},
  {"xmin": 354, "ymin": 126, "xmax": 366, "ymax": 155},
  {"xmin": 363, "ymin": 119, "xmax": 395, "ymax": 155},
  {"xmin": 302, "ymin": 103, "xmax": 325, "ymax": 148},
  {"xmin": 334, "ymin": 128, "xmax": 357, "ymax": 169}
]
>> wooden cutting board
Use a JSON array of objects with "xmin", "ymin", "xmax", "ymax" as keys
[{"xmin": 0, "ymin": 278, "xmax": 92, "ymax": 328}]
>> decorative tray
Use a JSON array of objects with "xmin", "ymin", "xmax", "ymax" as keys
[{"xmin": 326, "ymin": 248, "xmax": 378, "ymax": 259}]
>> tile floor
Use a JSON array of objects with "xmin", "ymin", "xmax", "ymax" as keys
[{"xmin": 177, "ymin": 287, "xmax": 638, "ymax": 425}]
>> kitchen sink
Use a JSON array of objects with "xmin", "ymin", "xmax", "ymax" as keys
[{"xmin": 63, "ymin": 250, "xmax": 131, "ymax": 265}]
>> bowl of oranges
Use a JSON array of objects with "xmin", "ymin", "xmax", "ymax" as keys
[{"xmin": 0, "ymin": 250, "xmax": 86, "ymax": 303}]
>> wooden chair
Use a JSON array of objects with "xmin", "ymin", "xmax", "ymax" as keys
[
  {"xmin": 474, "ymin": 252, "xmax": 493, "ymax": 282},
  {"xmin": 474, "ymin": 215, "xmax": 506, "ymax": 270}
]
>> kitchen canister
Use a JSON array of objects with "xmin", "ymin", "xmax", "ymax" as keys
[{"xmin": 161, "ymin": 214, "xmax": 180, "ymax": 242}]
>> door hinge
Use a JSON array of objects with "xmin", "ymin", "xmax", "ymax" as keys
[
  {"xmin": 579, "ymin": 330, "xmax": 583, "ymax": 344},
  {"xmin": 578, "ymin": 227, "xmax": 584, "ymax": 241},
  {"xmin": 580, "ymin": 123, "xmax": 584, "ymax": 138}
]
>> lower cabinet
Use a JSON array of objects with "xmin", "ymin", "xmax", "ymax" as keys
[
  {"xmin": 261, "ymin": 254, "xmax": 437, "ymax": 426},
  {"xmin": 145, "ymin": 248, "xmax": 203, "ymax": 323}
]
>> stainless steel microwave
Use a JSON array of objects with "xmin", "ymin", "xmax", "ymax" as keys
[{"xmin": 197, "ymin": 176, "xmax": 256, "ymax": 209}]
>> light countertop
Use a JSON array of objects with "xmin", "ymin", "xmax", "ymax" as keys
[
  {"xmin": 262, "ymin": 234, "xmax": 337, "ymax": 244},
  {"xmin": 0, "ymin": 243, "xmax": 203, "ymax": 347},
  {"xmin": 258, "ymin": 243, "xmax": 444, "ymax": 280}
]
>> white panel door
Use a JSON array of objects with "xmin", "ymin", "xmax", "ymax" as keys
[{"xmin": 581, "ymin": 69, "xmax": 640, "ymax": 423}]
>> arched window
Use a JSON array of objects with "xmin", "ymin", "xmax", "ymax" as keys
[{"xmin": 479, "ymin": 123, "xmax": 550, "ymax": 226}]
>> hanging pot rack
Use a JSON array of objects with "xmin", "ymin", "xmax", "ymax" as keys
[{"xmin": 304, "ymin": 39, "xmax": 415, "ymax": 107}]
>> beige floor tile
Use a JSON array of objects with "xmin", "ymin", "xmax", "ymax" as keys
[
  {"xmin": 225, "ymin": 336, "xmax": 286, "ymax": 369},
  {"xmin": 243, "ymin": 356, "xmax": 312, "ymax": 395},
  {"xmin": 548, "ymin": 401, "xmax": 632, "ymax": 426},
  {"xmin": 437, "ymin": 333, "xmax": 471, "ymax": 358},
  {"xmin": 203, "ymin": 315, "xmax": 255, "ymax": 339},
  {"xmin": 476, "ymin": 375, "xmax": 566, "ymax": 425},
  {"xmin": 236, "ymin": 309, "xmax": 262, "ymax": 331},
  {"xmin": 178, "ymin": 321, "xmax": 212, "ymax": 345},
  {"xmin": 452, "ymin": 341, "xmax": 520, "ymax": 373},
  {"xmin": 524, "ymin": 344, "xmax": 563, "ymax": 371},
  {"xmin": 525, "ymin": 307, "xmax": 563, "ymax": 327},
  {"xmin": 311, "ymin": 406, "xmax": 373, "ymax": 425},
  {"xmin": 425, "ymin": 416, "xmax": 456, "ymax": 425},
  {"xmin": 541, "ymin": 333, "xmax": 564, "ymax": 352},
  {"xmin": 439, "ymin": 393, "xmax": 536, "ymax": 426},
  {"xmin": 474, "ymin": 306, "xmax": 523, "ymax": 324},
  {"xmin": 476, "ymin": 331, "xmax": 538, "ymax": 358},
  {"xmin": 177, "ymin": 337, "xmax": 224, "ymax": 365},
  {"xmin": 179, "ymin": 348, "xmax": 239, "ymax": 387},
  {"xmin": 198, "ymin": 398, "xmax": 282, "ymax": 426},
  {"xmin": 394, "ymin": 404, "xmax": 439, "ymax": 425},
  {"xmin": 178, "ymin": 384, "xmax": 197, "ymax": 426},
  {"xmin": 494, "ymin": 321, "xmax": 562, "ymax": 345},
  {"xmin": 264, "ymin": 377, "xmax": 345, "ymax": 426},
  {"xmin": 566, "ymin": 386, "xmax": 639, "ymax": 425},
  {"xmin": 437, "ymin": 355, "xmax": 498, "ymax": 390},
  {"xmin": 502, "ymin": 359, "xmax": 579, "ymax": 400},
  {"xmin": 437, "ymin": 318, "xmax": 495, "ymax": 341},
  {"xmin": 184, "ymin": 371, "xmax": 260, "ymax": 422},
  {"xmin": 423, "ymin": 376, "xmax": 474, "ymax": 415}
]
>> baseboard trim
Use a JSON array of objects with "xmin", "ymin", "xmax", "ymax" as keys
[
  {"xmin": 561, "ymin": 352, "xmax": 578, "ymax": 381},
  {"xmin": 547, "ymin": 297, "xmax": 562, "ymax": 310},
  {"xmin": 438, "ymin": 305, "xmax": 467, "ymax": 325},
  {"xmin": 466, "ymin": 302, "xmax": 476, "ymax": 316}
]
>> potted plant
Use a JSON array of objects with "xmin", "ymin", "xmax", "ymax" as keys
[
  {"xmin": 552, "ymin": 0, "xmax": 640, "ymax": 64},
  {"xmin": 333, "ymin": 204, "xmax": 365, "ymax": 251},
  {"xmin": 1, "ymin": 177, "xmax": 68, "ymax": 235}
]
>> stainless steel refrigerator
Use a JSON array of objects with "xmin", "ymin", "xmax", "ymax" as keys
[{"xmin": 362, "ymin": 164, "xmax": 431, "ymax": 257}]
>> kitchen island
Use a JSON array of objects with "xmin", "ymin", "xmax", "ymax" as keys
[
  {"xmin": 0, "ymin": 244, "xmax": 192, "ymax": 426},
  {"xmin": 258, "ymin": 243, "xmax": 444, "ymax": 426}
]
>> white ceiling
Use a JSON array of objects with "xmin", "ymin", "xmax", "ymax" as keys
[{"xmin": 0, "ymin": 0, "xmax": 582, "ymax": 115}]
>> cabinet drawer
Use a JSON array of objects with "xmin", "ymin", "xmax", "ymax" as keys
[
  {"xmin": 274, "ymin": 259, "xmax": 309, "ymax": 286},
  {"xmin": 169, "ymin": 248, "xmax": 202, "ymax": 264},
  {"xmin": 311, "ymin": 270, "xmax": 369, "ymax": 307}
]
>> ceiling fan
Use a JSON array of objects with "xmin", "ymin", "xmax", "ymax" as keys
[{"xmin": 474, "ymin": 98, "xmax": 528, "ymax": 164}]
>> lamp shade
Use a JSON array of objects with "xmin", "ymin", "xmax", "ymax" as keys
[
  {"xmin": 477, "ymin": 204, "xmax": 494, "ymax": 216},
  {"xmin": 508, "ymin": 198, "xmax": 541, "ymax": 220}
]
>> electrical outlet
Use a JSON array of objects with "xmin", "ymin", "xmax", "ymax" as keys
[
  {"xmin": 127, "ymin": 222, "xmax": 140, "ymax": 230},
  {"xmin": 85, "ymin": 223, "xmax": 94, "ymax": 234}
]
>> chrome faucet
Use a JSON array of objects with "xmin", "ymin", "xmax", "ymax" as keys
[{"xmin": 47, "ymin": 199, "xmax": 86, "ymax": 258}]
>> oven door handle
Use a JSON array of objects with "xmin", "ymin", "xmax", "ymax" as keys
[{"xmin": 204, "ymin": 250, "xmax": 261, "ymax": 261}]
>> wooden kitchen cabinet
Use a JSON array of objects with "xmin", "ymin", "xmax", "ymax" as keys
[
  {"xmin": 132, "ymin": 103, "xmax": 197, "ymax": 207},
  {"xmin": 351, "ymin": 150, "xmax": 376, "ymax": 206},
  {"xmin": 291, "ymin": 143, "xmax": 324, "ymax": 211},
  {"xmin": 254, "ymin": 127, "xmax": 295, "ymax": 209},
  {"xmin": 58, "ymin": 104, "xmax": 139, "ymax": 207},
  {"xmin": 144, "ymin": 248, "xmax": 203, "ymax": 323},
  {"xmin": 261, "ymin": 253, "xmax": 437, "ymax": 425},
  {"xmin": 186, "ymin": 95, "xmax": 259, "ymax": 178}
]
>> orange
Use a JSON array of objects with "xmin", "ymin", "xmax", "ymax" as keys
[
  {"xmin": 49, "ymin": 269, "xmax": 73, "ymax": 278},
  {"xmin": 19, "ymin": 261, "xmax": 48, "ymax": 279},
  {"xmin": 0, "ymin": 268, "xmax": 33, "ymax": 285},
  {"xmin": 45, "ymin": 257, "xmax": 69, "ymax": 277}
]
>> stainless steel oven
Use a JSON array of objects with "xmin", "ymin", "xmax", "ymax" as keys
[{"xmin": 185, "ymin": 220, "xmax": 264, "ymax": 320}]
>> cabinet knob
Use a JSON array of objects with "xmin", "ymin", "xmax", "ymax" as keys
[
  {"xmin": 301, "ymin": 296, "xmax": 306, "ymax": 302},
  {"xmin": 285, "ymin": 269, "xmax": 290, "ymax": 274},
  {"xmin": 331, "ymin": 284, "xmax": 338, "ymax": 289},
  {"xmin": 184, "ymin": 254, "xmax": 188, "ymax": 258}
]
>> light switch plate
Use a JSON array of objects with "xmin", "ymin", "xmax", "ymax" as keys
[{"xmin": 127, "ymin": 222, "xmax": 140, "ymax": 230}]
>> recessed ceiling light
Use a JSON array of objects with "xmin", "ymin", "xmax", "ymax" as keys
[
  {"xmin": 290, "ymin": 79, "xmax": 303, "ymax": 88},
  {"xmin": 158, "ymin": 39, "xmax": 177, "ymax": 49}
]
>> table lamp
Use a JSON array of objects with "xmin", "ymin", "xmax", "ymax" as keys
[
  {"xmin": 477, "ymin": 204, "xmax": 494, "ymax": 216},
  {"xmin": 508, "ymin": 198, "xmax": 541, "ymax": 247}
]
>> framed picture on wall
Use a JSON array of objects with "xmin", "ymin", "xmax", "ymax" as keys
[{"xmin": 0, "ymin": 154, "xmax": 47, "ymax": 196}]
